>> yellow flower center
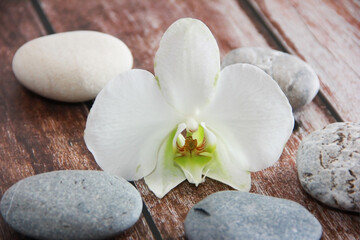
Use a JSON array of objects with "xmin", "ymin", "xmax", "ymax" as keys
[{"xmin": 184, "ymin": 136, "xmax": 197, "ymax": 153}]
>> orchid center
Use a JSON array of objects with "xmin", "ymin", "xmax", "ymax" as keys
[
  {"xmin": 185, "ymin": 136, "xmax": 197, "ymax": 151},
  {"xmin": 172, "ymin": 121, "xmax": 217, "ymax": 186}
]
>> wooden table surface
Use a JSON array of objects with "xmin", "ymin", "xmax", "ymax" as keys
[{"xmin": 0, "ymin": 0, "xmax": 359, "ymax": 239}]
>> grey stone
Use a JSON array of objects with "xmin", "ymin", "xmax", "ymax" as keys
[
  {"xmin": 0, "ymin": 170, "xmax": 142, "ymax": 240},
  {"xmin": 222, "ymin": 47, "xmax": 320, "ymax": 110},
  {"xmin": 185, "ymin": 191, "xmax": 322, "ymax": 240},
  {"xmin": 297, "ymin": 122, "xmax": 360, "ymax": 212}
]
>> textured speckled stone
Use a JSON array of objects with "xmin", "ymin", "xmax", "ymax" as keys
[
  {"xmin": 297, "ymin": 122, "xmax": 360, "ymax": 212},
  {"xmin": 185, "ymin": 191, "xmax": 322, "ymax": 240},
  {"xmin": 222, "ymin": 47, "xmax": 319, "ymax": 110},
  {"xmin": 12, "ymin": 31, "xmax": 133, "ymax": 102},
  {"xmin": 0, "ymin": 170, "xmax": 142, "ymax": 240}
]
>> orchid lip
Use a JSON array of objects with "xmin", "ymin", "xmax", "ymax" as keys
[{"xmin": 172, "ymin": 122, "xmax": 217, "ymax": 185}]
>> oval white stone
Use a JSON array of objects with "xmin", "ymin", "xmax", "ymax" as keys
[{"xmin": 13, "ymin": 31, "xmax": 133, "ymax": 102}]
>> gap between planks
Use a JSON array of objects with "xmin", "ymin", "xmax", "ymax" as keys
[
  {"xmin": 29, "ymin": 1, "xmax": 163, "ymax": 239},
  {"xmin": 243, "ymin": 0, "xmax": 352, "ymax": 122},
  {"xmin": 241, "ymin": 0, "xmax": 344, "ymax": 123}
]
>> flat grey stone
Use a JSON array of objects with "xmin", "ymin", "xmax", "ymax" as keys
[
  {"xmin": 185, "ymin": 191, "xmax": 322, "ymax": 240},
  {"xmin": 222, "ymin": 47, "xmax": 319, "ymax": 110},
  {"xmin": 297, "ymin": 122, "xmax": 360, "ymax": 212},
  {"xmin": 1, "ymin": 170, "xmax": 142, "ymax": 240}
]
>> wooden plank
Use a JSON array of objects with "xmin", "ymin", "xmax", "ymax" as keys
[
  {"xmin": 39, "ymin": 0, "xmax": 359, "ymax": 239},
  {"xmin": 0, "ymin": 1, "xmax": 153, "ymax": 239},
  {"xmin": 250, "ymin": 0, "xmax": 360, "ymax": 122}
]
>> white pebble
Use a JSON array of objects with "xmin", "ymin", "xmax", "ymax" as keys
[{"xmin": 13, "ymin": 31, "xmax": 133, "ymax": 102}]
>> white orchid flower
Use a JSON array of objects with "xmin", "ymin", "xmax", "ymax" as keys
[{"xmin": 84, "ymin": 18, "xmax": 294, "ymax": 198}]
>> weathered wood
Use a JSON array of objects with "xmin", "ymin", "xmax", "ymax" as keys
[
  {"xmin": 37, "ymin": 0, "xmax": 359, "ymax": 239},
  {"xmin": 250, "ymin": 0, "xmax": 360, "ymax": 122},
  {"xmin": 0, "ymin": 1, "xmax": 153, "ymax": 239}
]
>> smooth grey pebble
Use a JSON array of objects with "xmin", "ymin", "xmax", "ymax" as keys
[
  {"xmin": 0, "ymin": 170, "xmax": 142, "ymax": 240},
  {"xmin": 222, "ymin": 47, "xmax": 320, "ymax": 110},
  {"xmin": 185, "ymin": 191, "xmax": 322, "ymax": 240}
]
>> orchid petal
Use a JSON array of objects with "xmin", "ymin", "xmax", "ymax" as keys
[
  {"xmin": 154, "ymin": 18, "xmax": 220, "ymax": 116},
  {"xmin": 144, "ymin": 128, "xmax": 186, "ymax": 198},
  {"xmin": 84, "ymin": 69, "xmax": 182, "ymax": 180},
  {"xmin": 201, "ymin": 64, "xmax": 294, "ymax": 172},
  {"xmin": 205, "ymin": 137, "xmax": 251, "ymax": 191},
  {"xmin": 200, "ymin": 122, "xmax": 216, "ymax": 153},
  {"xmin": 173, "ymin": 123, "xmax": 186, "ymax": 150}
]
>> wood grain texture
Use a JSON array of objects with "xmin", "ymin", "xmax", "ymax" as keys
[
  {"xmin": 38, "ymin": 0, "xmax": 360, "ymax": 239},
  {"xmin": 0, "ymin": 1, "xmax": 153, "ymax": 239},
  {"xmin": 250, "ymin": 0, "xmax": 360, "ymax": 122}
]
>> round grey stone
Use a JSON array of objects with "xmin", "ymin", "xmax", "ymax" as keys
[
  {"xmin": 185, "ymin": 191, "xmax": 322, "ymax": 240},
  {"xmin": 0, "ymin": 170, "xmax": 142, "ymax": 240},
  {"xmin": 297, "ymin": 122, "xmax": 360, "ymax": 212},
  {"xmin": 222, "ymin": 47, "xmax": 320, "ymax": 110}
]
